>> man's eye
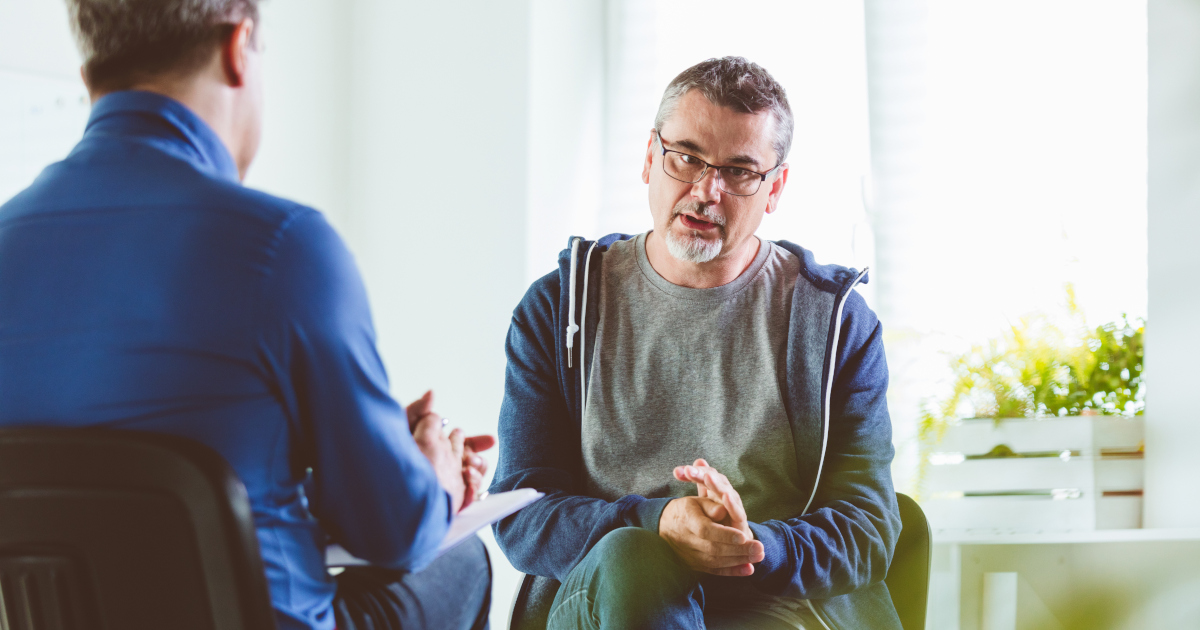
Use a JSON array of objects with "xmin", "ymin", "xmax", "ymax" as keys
[
  {"xmin": 723, "ymin": 167, "xmax": 753, "ymax": 180},
  {"xmin": 679, "ymin": 154, "xmax": 702, "ymax": 165}
]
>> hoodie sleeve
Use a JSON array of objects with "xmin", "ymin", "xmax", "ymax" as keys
[
  {"xmin": 488, "ymin": 270, "xmax": 672, "ymax": 581},
  {"xmin": 746, "ymin": 290, "xmax": 902, "ymax": 599}
]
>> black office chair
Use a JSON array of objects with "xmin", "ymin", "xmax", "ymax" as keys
[
  {"xmin": 890, "ymin": 493, "xmax": 932, "ymax": 630},
  {"xmin": 508, "ymin": 492, "xmax": 932, "ymax": 630},
  {"xmin": 0, "ymin": 428, "xmax": 277, "ymax": 630}
]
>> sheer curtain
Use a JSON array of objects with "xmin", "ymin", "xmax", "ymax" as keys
[{"xmin": 865, "ymin": 0, "xmax": 1148, "ymax": 490}]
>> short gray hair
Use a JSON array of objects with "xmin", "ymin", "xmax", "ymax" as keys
[
  {"xmin": 66, "ymin": 0, "xmax": 260, "ymax": 92},
  {"xmin": 653, "ymin": 56, "xmax": 794, "ymax": 165}
]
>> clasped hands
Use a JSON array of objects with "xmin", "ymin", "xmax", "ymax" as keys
[
  {"xmin": 659, "ymin": 458, "xmax": 765, "ymax": 577},
  {"xmin": 406, "ymin": 390, "xmax": 495, "ymax": 514}
]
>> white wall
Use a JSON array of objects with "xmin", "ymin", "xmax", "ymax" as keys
[
  {"xmin": 526, "ymin": 0, "xmax": 605, "ymax": 282},
  {"xmin": 245, "ymin": 0, "xmax": 352, "ymax": 233},
  {"xmin": 0, "ymin": 0, "xmax": 79, "ymax": 79},
  {"xmin": 340, "ymin": 2, "xmax": 533, "ymax": 623},
  {"xmin": 1145, "ymin": 0, "xmax": 1200, "ymax": 529},
  {"xmin": 342, "ymin": 0, "xmax": 530, "ymax": 454}
]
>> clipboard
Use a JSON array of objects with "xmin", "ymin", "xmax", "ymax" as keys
[{"xmin": 325, "ymin": 488, "xmax": 544, "ymax": 567}]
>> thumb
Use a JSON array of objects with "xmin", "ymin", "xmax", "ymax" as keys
[{"xmin": 699, "ymin": 498, "xmax": 729, "ymax": 523}]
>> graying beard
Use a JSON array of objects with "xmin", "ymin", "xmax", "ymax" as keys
[{"xmin": 665, "ymin": 229, "xmax": 722, "ymax": 264}]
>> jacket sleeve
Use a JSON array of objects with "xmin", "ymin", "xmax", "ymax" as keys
[
  {"xmin": 259, "ymin": 209, "xmax": 451, "ymax": 571},
  {"xmin": 488, "ymin": 272, "xmax": 672, "ymax": 581},
  {"xmin": 746, "ymin": 290, "xmax": 902, "ymax": 599}
]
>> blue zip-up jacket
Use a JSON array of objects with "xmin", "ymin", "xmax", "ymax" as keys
[
  {"xmin": 490, "ymin": 234, "xmax": 903, "ymax": 629},
  {"xmin": 0, "ymin": 91, "xmax": 451, "ymax": 630}
]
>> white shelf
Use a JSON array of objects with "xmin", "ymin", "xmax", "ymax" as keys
[{"xmin": 933, "ymin": 527, "xmax": 1200, "ymax": 545}]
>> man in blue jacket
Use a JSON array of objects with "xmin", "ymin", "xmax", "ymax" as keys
[
  {"xmin": 0, "ymin": 1, "xmax": 491, "ymax": 629},
  {"xmin": 490, "ymin": 57, "xmax": 902, "ymax": 629}
]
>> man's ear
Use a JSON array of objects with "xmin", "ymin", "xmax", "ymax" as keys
[
  {"xmin": 641, "ymin": 130, "xmax": 656, "ymax": 184},
  {"xmin": 221, "ymin": 18, "xmax": 255, "ymax": 88},
  {"xmin": 764, "ymin": 164, "xmax": 789, "ymax": 214}
]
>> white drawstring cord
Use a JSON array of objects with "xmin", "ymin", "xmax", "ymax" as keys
[
  {"xmin": 800, "ymin": 267, "xmax": 869, "ymax": 630},
  {"xmin": 578, "ymin": 242, "xmax": 598, "ymax": 420},
  {"xmin": 565, "ymin": 238, "xmax": 581, "ymax": 368},
  {"xmin": 801, "ymin": 266, "xmax": 870, "ymax": 516}
]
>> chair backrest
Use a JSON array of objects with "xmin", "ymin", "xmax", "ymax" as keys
[
  {"xmin": 0, "ymin": 428, "xmax": 277, "ymax": 630},
  {"xmin": 886, "ymin": 492, "xmax": 932, "ymax": 630},
  {"xmin": 508, "ymin": 572, "xmax": 559, "ymax": 630},
  {"xmin": 508, "ymin": 492, "xmax": 932, "ymax": 630}
]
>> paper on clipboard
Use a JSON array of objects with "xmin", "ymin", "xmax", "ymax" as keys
[{"xmin": 325, "ymin": 488, "xmax": 544, "ymax": 567}]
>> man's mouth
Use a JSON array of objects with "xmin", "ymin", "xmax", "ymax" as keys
[{"xmin": 678, "ymin": 213, "xmax": 720, "ymax": 231}]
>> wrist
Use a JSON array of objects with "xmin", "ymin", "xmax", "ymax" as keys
[{"xmin": 657, "ymin": 499, "xmax": 675, "ymax": 535}]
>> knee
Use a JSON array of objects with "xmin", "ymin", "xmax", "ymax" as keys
[
  {"xmin": 589, "ymin": 527, "xmax": 678, "ymax": 580},
  {"xmin": 461, "ymin": 535, "xmax": 491, "ymax": 571},
  {"xmin": 460, "ymin": 536, "xmax": 492, "ymax": 587}
]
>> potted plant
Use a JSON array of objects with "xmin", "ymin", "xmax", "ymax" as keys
[{"xmin": 918, "ymin": 289, "xmax": 1145, "ymax": 533}]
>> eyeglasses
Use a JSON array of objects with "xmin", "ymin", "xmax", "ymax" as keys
[{"xmin": 653, "ymin": 132, "xmax": 781, "ymax": 197}]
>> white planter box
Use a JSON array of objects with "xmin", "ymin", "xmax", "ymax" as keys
[{"xmin": 924, "ymin": 417, "xmax": 1144, "ymax": 534}]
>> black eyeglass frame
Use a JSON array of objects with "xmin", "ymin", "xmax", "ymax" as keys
[{"xmin": 653, "ymin": 131, "xmax": 783, "ymax": 197}]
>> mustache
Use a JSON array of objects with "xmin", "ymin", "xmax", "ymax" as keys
[{"xmin": 670, "ymin": 202, "xmax": 726, "ymax": 227}]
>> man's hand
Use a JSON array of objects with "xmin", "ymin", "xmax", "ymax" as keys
[
  {"xmin": 461, "ymin": 434, "xmax": 496, "ymax": 510},
  {"xmin": 658, "ymin": 496, "xmax": 765, "ymax": 576},
  {"xmin": 407, "ymin": 391, "xmax": 494, "ymax": 513},
  {"xmin": 674, "ymin": 458, "xmax": 752, "ymax": 542}
]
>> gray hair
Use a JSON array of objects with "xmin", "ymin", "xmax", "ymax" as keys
[
  {"xmin": 653, "ymin": 56, "xmax": 794, "ymax": 165},
  {"xmin": 66, "ymin": 0, "xmax": 260, "ymax": 92}
]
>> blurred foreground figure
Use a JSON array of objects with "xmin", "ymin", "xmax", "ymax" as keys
[
  {"xmin": 0, "ymin": 1, "xmax": 491, "ymax": 628},
  {"xmin": 490, "ymin": 57, "xmax": 901, "ymax": 629}
]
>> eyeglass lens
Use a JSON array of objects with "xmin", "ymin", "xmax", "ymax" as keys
[{"xmin": 662, "ymin": 152, "xmax": 763, "ymax": 196}]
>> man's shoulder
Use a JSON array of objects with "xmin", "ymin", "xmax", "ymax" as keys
[
  {"xmin": 1, "ymin": 152, "xmax": 320, "ymax": 236},
  {"xmin": 189, "ymin": 175, "xmax": 320, "ymax": 232},
  {"xmin": 772, "ymin": 240, "xmax": 865, "ymax": 297},
  {"xmin": 518, "ymin": 268, "xmax": 561, "ymax": 318},
  {"xmin": 519, "ymin": 233, "xmax": 637, "ymax": 312},
  {"xmin": 549, "ymin": 233, "xmax": 637, "ymax": 267},
  {"xmin": 770, "ymin": 241, "xmax": 879, "ymax": 341}
]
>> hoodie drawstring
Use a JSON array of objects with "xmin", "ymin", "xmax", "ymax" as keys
[
  {"xmin": 800, "ymin": 266, "xmax": 870, "ymax": 517},
  {"xmin": 578, "ymin": 242, "xmax": 598, "ymax": 419},
  {"xmin": 565, "ymin": 238, "xmax": 581, "ymax": 368}
]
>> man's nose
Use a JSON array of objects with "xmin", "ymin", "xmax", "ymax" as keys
[{"xmin": 691, "ymin": 167, "xmax": 722, "ymax": 203}]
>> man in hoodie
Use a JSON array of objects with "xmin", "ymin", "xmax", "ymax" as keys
[
  {"xmin": 490, "ymin": 57, "xmax": 902, "ymax": 629},
  {"xmin": 0, "ymin": 1, "xmax": 491, "ymax": 629}
]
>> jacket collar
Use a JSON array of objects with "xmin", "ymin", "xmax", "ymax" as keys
[{"xmin": 84, "ymin": 90, "xmax": 240, "ymax": 184}]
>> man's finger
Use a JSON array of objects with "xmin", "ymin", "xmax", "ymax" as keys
[
  {"xmin": 465, "ymin": 467, "xmax": 484, "ymax": 492},
  {"xmin": 405, "ymin": 390, "xmax": 434, "ymax": 430},
  {"xmin": 703, "ymin": 469, "xmax": 735, "ymax": 497},
  {"xmin": 412, "ymin": 412, "xmax": 445, "ymax": 443},
  {"xmin": 463, "ymin": 434, "xmax": 496, "ymax": 452},
  {"xmin": 683, "ymin": 536, "xmax": 765, "ymax": 562},
  {"xmin": 684, "ymin": 548, "xmax": 762, "ymax": 571},
  {"xmin": 464, "ymin": 452, "xmax": 487, "ymax": 471},
  {"xmin": 689, "ymin": 515, "xmax": 748, "ymax": 545},
  {"xmin": 703, "ymin": 470, "xmax": 748, "ymax": 526},
  {"xmin": 702, "ymin": 563, "xmax": 755, "ymax": 577},
  {"xmin": 674, "ymin": 465, "xmax": 712, "ymax": 498},
  {"xmin": 448, "ymin": 428, "xmax": 466, "ymax": 456}
]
